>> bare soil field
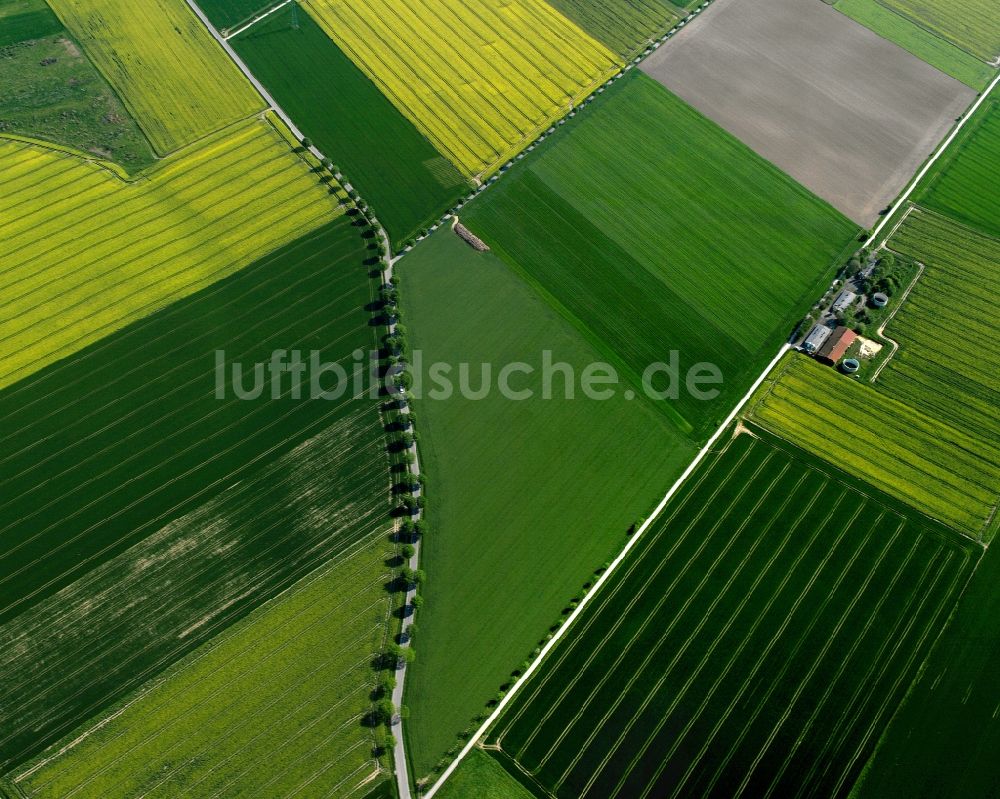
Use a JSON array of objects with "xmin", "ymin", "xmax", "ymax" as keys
[{"xmin": 642, "ymin": 0, "xmax": 975, "ymax": 225}]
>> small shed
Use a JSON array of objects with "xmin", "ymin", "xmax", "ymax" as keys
[
  {"xmin": 831, "ymin": 290, "xmax": 857, "ymax": 313},
  {"xmin": 816, "ymin": 326, "xmax": 857, "ymax": 365},
  {"xmin": 802, "ymin": 324, "xmax": 832, "ymax": 354}
]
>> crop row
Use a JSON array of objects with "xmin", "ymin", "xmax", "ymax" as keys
[
  {"xmin": 302, "ymin": 0, "xmax": 619, "ymax": 176},
  {"xmin": 493, "ymin": 433, "xmax": 975, "ymax": 799},
  {"xmin": 47, "ymin": 0, "xmax": 263, "ymax": 154},
  {"xmin": 0, "ymin": 116, "xmax": 342, "ymax": 389},
  {"xmin": 12, "ymin": 540, "xmax": 392, "ymax": 798}
]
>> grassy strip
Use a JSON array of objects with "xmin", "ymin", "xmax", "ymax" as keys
[
  {"xmin": 875, "ymin": 0, "xmax": 999, "ymax": 63},
  {"xmin": 46, "ymin": 0, "xmax": 263, "ymax": 154},
  {"xmin": 834, "ymin": 0, "xmax": 995, "ymax": 89},
  {"xmin": 491, "ymin": 432, "xmax": 975, "ymax": 799},
  {"xmin": 398, "ymin": 229, "xmax": 694, "ymax": 778},
  {"xmin": 230, "ymin": 5, "xmax": 466, "ymax": 243}
]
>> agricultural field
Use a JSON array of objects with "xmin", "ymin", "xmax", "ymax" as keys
[
  {"xmin": 0, "ymin": 114, "xmax": 342, "ymax": 389},
  {"xmin": 856, "ymin": 537, "xmax": 1000, "ymax": 798},
  {"xmin": 301, "ymin": 0, "xmax": 620, "ymax": 177},
  {"xmin": 877, "ymin": 0, "xmax": 1000, "ymax": 63},
  {"xmin": 231, "ymin": 5, "xmax": 467, "ymax": 243},
  {"xmin": 0, "ymin": 218, "xmax": 390, "ymax": 769},
  {"xmin": 0, "ymin": 0, "xmax": 60, "ymax": 47},
  {"xmin": 434, "ymin": 749, "xmax": 534, "ymax": 799},
  {"xmin": 834, "ymin": 0, "xmax": 996, "ymax": 89},
  {"xmin": 197, "ymin": 0, "xmax": 275, "ymax": 30},
  {"xmin": 488, "ymin": 431, "xmax": 977, "ymax": 799},
  {"xmin": 7, "ymin": 537, "xmax": 394, "ymax": 799},
  {"xmin": 542, "ymin": 0, "xmax": 680, "ymax": 57},
  {"xmin": 46, "ymin": 0, "xmax": 263, "ymax": 154},
  {"xmin": 0, "ymin": 18, "xmax": 155, "ymax": 171},
  {"xmin": 880, "ymin": 209, "xmax": 1000, "ymax": 447},
  {"xmin": 914, "ymin": 95, "xmax": 1000, "ymax": 238},
  {"xmin": 464, "ymin": 73, "xmax": 856, "ymax": 438},
  {"xmin": 748, "ymin": 354, "xmax": 1000, "ymax": 538},
  {"xmin": 642, "ymin": 0, "xmax": 975, "ymax": 225},
  {"xmin": 398, "ymin": 229, "xmax": 696, "ymax": 778}
]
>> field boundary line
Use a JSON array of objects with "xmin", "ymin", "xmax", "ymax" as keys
[
  {"xmin": 867, "ymin": 71, "xmax": 1000, "ymax": 248},
  {"xmin": 422, "ymin": 344, "xmax": 790, "ymax": 798},
  {"xmin": 224, "ymin": 0, "xmax": 294, "ymax": 39}
]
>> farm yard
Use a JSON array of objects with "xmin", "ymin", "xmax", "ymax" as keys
[
  {"xmin": 45, "ymin": 0, "xmax": 263, "ymax": 154},
  {"xmin": 641, "ymin": 0, "xmax": 975, "ymax": 225},
  {"xmin": 230, "ymin": 5, "xmax": 467, "ymax": 242},
  {"xmin": 0, "ymin": 114, "xmax": 342, "ymax": 389},
  {"xmin": 543, "ymin": 0, "xmax": 680, "ymax": 57},
  {"xmin": 488, "ymin": 432, "xmax": 977, "ymax": 799},
  {"xmin": 300, "ymin": 0, "xmax": 620, "ymax": 177},
  {"xmin": 464, "ymin": 73, "xmax": 857, "ymax": 438},
  {"xmin": 876, "ymin": 0, "xmax": 1000, "ymax": 63},
  {"xmin": 397, "ymin": 229, "xmax": 695, "ymax": 779},
  {"xmin": 833, "ymin": 0, "xmax": 996, "ymax": 88},
  {"xmin": 0, "ymin": 15, "xmax": 155, "ymax": 171},
  {"xmin": 748, "ymin": 354, "xmax": 999, "ymax": 538},
  {"xmin": 8, "ymin": 537, "xmax": 394, "ymax": 799},
  {"xmin": 0, "ymin": 218, "xmax": 389, "ymax": 769},
  {"xmin": 914, "ymin": 94, "xmax": 1000, "ymax": 238}
]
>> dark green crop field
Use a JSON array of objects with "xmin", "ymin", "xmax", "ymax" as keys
[
  {"xmin": 489, "ymin": 431, "xmax": 977, "ymax": 799},
  {"xmin": 195, "ymin": 0, "xmax": 270, "ymax": 30},
  {"xmin": 0, "ymin": 218, "xmax": 390, "ymax": 771},
  {"xmin": 464, "ymin": 73, "xmax": 857, "ymax": 439},
  {"xmin": 0, "ymin": 0, "xmax": 61, "ymax": 47},
  {"xmin": 231, "ymin": 5, "xmax": 467, "ymax": 243},
  {"xmin": 543, "ymin": 0, "xmax": 680, "ymax": 57},
  {"xmin": 915, "ymin": 94, "xmax": 1000, "ymax": 239}
]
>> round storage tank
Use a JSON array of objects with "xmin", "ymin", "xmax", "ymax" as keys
[
  {"xmin": 872, "ymin": 292, "xmax": 889, "ymax": 308},
  {"xmin": 842, "ymin": 358, "xmax": 860, "ymax": 374}
]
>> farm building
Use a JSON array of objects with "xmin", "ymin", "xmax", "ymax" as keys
[
  {"xmin": 831, "ymin": 289, "xmax": 857, "ymax": 313},
  {"xmin": 817, "ymin": 326, "xmax": 857, "ymax": 365},
  {"xmin": 803, "ymin": 324, "xmax": 833, "ymax": 354}
]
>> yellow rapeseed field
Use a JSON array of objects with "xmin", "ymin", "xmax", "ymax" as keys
[
  {"xmin": 47, "ymin": 0, "xmax": 264, "ymax": 154},
  {"xmin": 302, "ymin": 0, "xmax": 620, "ymax": 177},
  {"xmin": 0, "ymin": 115, "xmax": 343, "ymax": 389}
]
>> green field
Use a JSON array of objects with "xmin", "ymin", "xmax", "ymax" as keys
[
  {"xmin": 0, "ymin": 219, "xmax": 390, "ymax": 770},
  {"xmin": 749, "ymin": 354, "xmax": 999, "ymax": 538},
  {"xmin": 463, "ymin": 73, "xmax": 857, "ymax": 438},
  {"xmin": 47, "ymin": 0, "xmax": 264, "ymax": 154},
  {"xmin": 876, "ymin": 0, "xmax": 1000, "ymax": 62},
  {"xmin": 0, "ymin": 23, "xmax": 155, "ymax": 171},
  {"xmin": 856, "ymin": 538, "xmax": 1000, "ymax": 798},
  {"xmin": 914, "ymin": 95, "xmax": 1000, "ymax": 237},
  {"xmin": 9, "ymin": 537, "xmax": 393, "ymax": 799},
  {"xmin": 399, "ymin": 230, "xmax": 696, "ymax": 778},
  {"xmin": 230, "ymin": 5, "xmax": 466, "ymax": 243},
  {"xmin": 881, "ymin": 209, "xmax": 1000, "ymax": 447},
  {"xmin": 0, "ymin": 0, "xmax": 61, "ymax": 47},
  {"xmin": 488, "ymin": 431, "xmax": 977, "ymax": 799},
  {"xmin": 834, "ymin": 0, "xmax": 996, "ymax": 88},
  {"xmin": 197, "ymin": 0, "xmax": 272, "ymax": 30},
  {"xmin": 543, "ymin": 0, "xmax": 680, "ymax": 57},
  {"xmin": 434, "ymin": 749, "xmax": 536, "ymax": 799}
]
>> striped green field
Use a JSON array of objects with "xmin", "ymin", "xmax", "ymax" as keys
[
  {"xmin": 543, "ymin": 0, "xmax": 681, "ymax": 57},
  {"xmin": 489, "ymin": 431, "xmax": 977, "ymax": 799},
  {"xmin": 881, "ymin": 209, "xmax": 1000, "ymax": 447},
  {"xmin": 914, "ymin": 95, "xmax": 1000, "ymax": 238},
  {"xmin": 834, "ymin": 0, "xmax": 996, "ymax": 88},
  {"xmin": 10, "ymin": 538, "xmax": 393, "ymax": 799},
  {"xmin": 0, "ymin": 219, "xmax": 389, "ymax": 771},
  {"xmin": 748, "ymin": 354, "xmax": 999, "ymax": 538},
  {"xmin": 876, "ymin": 0, "xmax": 1000, "ymax": 63}
]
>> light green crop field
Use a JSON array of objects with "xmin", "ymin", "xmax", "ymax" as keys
[
  {"xmin": 875, "ymin": 0, "xmax": 1000, "ymax": 63},
  {"xmin": 399, "ymin": 229, "xmax": 695, "ymax": 778},
  {"xmin": 434, "ymin": 749, "xmax": 535, "ymax": 799},
  {"xmin": 881, "ymin": 209, "xmax": 1000, "ymax": 450},
  {"xmin": 10, "ymin": 538, "xmax": 393, "ymax": 799},
  {"xmin": 914, "ymin": 95, "xmax": 1000, "ymax": 238},
  {"xmin": 748, "ymin": 354, "xmax": 999, "ymax": 538},
  {"xmin": 0, "ymin": 114, "xmax": 342, "ymax": 389},
  {"xmin": 543, "ymin": 0, "xmax": 680, "ymax": 57},
  {"xmin": 834, "ymin": 0, "xmax": 996, "ymax": 88},
  {"xmin": 46, "ymin": 0, "xmax": 264, "ymax": 153},
  {"xmin": 489, "ymin": 431, "xmax": 976, "ymax": 799},
  {"xmin": 464, "ymin": 73, "xmax": 857, "ymax": 438}
]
